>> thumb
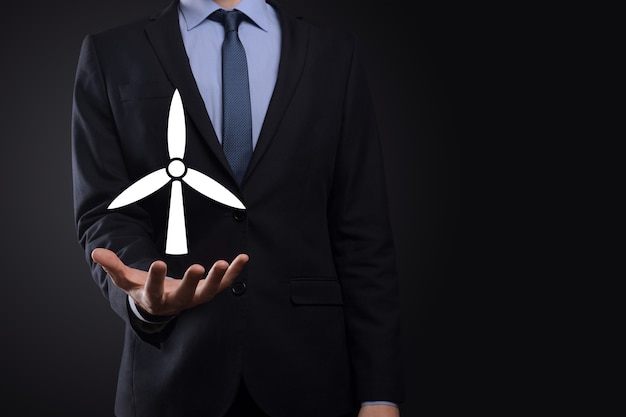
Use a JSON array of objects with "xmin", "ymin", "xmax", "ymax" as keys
[
  {"xmin": 92, "ymin": 248, "xmax": 124, "ymax": 273},
  {"xmin": 91, "ymin": 248, "xmax": 132, "ymax": 288}
]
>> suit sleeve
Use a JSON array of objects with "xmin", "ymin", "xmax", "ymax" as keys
[
  {"xmin": 71, "ymin": 35, "xmax": 164, "ymax": 329},
  {"xmin": 328, "ymin": 38, "xmax": 406, "ymax": 404}
]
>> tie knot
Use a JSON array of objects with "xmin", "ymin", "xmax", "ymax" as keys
[{"xmin": 209, "ymin": 9, "xmax": 245, "ymax": 33}]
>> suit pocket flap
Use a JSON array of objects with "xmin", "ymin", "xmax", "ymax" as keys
[
  {"xmin": 290, "ymin": 279, "xmax": 343, "ymax": 305},
  {"xmin": 119, "ymin": 82, "xmax": 174, "ymax": 102}
]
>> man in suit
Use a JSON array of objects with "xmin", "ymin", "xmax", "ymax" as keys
[{"xmin": 72, "ymin": 0, "xmax": 404, "ymax": 416}]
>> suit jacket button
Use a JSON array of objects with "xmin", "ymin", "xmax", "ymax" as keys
[
  {"xmin": 233, "ymin": 210, "xmax": 247, "ymax": 222},
  {"xmin": 232, "ymin": 282, "xmax": 247, "ymax": 295}
]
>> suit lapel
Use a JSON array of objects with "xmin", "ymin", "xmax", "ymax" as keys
[
  {"xmin": 144, "ymin": 0, "xmax": 232, "ymax": 176},
  {"xmin": 242, "ymin": 1, "xmax": 309, "ymax": 185}
]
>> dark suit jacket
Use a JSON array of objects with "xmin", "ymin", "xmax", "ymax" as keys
[{"xmin": 72, "ymin": 1, "xmax": 404, "ymax": 416}]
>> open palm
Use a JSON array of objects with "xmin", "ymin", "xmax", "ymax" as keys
[{"xmin": 92, "ymin": 248, "xmax": 249, "ymax": 316}]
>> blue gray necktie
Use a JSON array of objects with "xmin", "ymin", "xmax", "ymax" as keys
[{"xmin": 210, "ymin": 9, "xmax": 252, "ymax": 185}]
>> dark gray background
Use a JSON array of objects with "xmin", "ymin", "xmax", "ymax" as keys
[{"xmin": 0, "ymin": 1, "xmax": 527, "ymax": 415}]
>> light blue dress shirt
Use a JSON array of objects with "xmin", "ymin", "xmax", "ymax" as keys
[
  {"xmin": 132, "ymin": 0, "xmax": 397, "ymax": 409},
  {"xmin": 178, "ymin": 0, "xmax": 280, "ymax": 148}
]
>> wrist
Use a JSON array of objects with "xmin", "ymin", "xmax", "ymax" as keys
[{"xmin": 128, "ymin": 295, "xmax": 175, "ymax": 323}]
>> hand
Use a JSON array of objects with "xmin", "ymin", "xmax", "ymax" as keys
[
  {"xmin": 91, "ymin": 248, "xmax": 249, "ymax": 316},
  {"xmin": 358, "ymin": 405, "xmax": 400, "ymax": 417}
]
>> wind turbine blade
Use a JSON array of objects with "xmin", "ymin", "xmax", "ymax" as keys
[
  {"xmin": 165, "ymin": 180, "xmax": 188, "ymax": 255},
  {"xmin": 108, "ymin": 169, "xmax": 170, "ymax": 209},
  {"xmin": 184, "ymin": 168, "xmax": 246, "ymax": 210},
  {"xmin": 167, "ymin": 89, "xmax": 186, "ymax": 160}
]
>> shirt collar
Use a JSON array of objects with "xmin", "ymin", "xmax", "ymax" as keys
[{"xmin": 179, "ymin": 0, "xmax": 271, "ymax": 32}]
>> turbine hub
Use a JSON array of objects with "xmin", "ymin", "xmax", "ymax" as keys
[{"xmin": 167, "ymin": 158, "xmax": 187, "ymax": 179}]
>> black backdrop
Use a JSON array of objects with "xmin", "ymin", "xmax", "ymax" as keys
[{"xmin": 0, "ymin": 1, "xmax": 523, "ymax": 415}]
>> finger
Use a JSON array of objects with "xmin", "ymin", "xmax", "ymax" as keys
[
  {"xmin": 198, "ymin": 254, "xmax": 249, "ymax": 300},
  {"xmin": 91, "ymin": 248, "xmax": 135, "ymax": 292},
  {"xmin": 174, "ymin": 264, "xmax": 206, "ymax": 305},
  {"xmin": 196, "ymin": 260, "xmax": 230, "ymax": 300},
  {"xmin": 218, "ymin": 254, "xmax": 249, "ymax": 291},
  {"xmin": 143, "ymin": 260, "xmax": 168, "ymax": 305}
]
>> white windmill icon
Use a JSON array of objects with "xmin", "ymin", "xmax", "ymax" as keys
[{"xmin": 108, "ymin": 89, "xmax": 245, "ymax": 255}]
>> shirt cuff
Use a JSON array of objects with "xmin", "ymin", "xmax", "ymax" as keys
[
  {"xmin": 361, "ymin": 401, "xmax": 398, "ymax": 407},
  {"xmin": 128, "ymin": 295, "xmax": 175, "ymax": 324}
]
